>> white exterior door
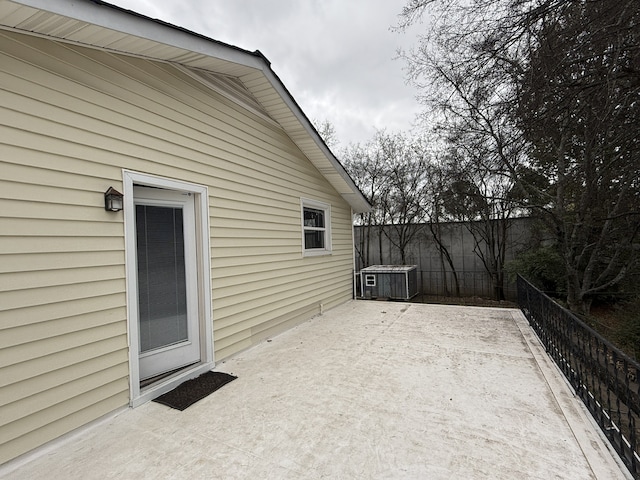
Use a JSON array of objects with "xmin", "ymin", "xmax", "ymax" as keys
[{"xmin": 133, "ymin": 186, "xmax": 200, "ymax": 380}]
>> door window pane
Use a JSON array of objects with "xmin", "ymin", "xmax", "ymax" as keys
[{"xmin": 136, "ymin": 205, "xmax": 188, "ymax": 352}]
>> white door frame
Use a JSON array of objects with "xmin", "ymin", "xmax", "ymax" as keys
[{"xmin": 123, "ymin": 170, "xmax": 214, "ymax": 407}]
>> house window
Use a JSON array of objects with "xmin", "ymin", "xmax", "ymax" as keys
[{"xmin": 301, "ymin": 198, "xmax": 331, "ymax": 256}]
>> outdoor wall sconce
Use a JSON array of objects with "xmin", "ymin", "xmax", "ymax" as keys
[{"xmin": 104, "ymin": 187, "xmax": 124, "ymax": 212}]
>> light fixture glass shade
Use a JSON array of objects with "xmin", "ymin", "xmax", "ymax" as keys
[{"xmin": 104, "ymin": 187, "xmax": 124, "ymax": 212}]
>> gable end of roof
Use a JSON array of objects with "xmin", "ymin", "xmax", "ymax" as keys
[{"xmin": 1, "ymin": 0, "xmax": 371, "ymax": 212}]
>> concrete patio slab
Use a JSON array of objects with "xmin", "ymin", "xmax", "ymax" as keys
[{"xmin": 1, "ymin": 301, "xmax": 631, "ymax": 479}]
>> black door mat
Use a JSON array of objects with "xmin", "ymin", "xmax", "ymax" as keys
[{"xmin": 152, "ymin": 371, "xmax": 237, "ymax": 411}]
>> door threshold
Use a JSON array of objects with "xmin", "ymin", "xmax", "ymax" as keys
[
  {"xmin": 140, "ymin": 363, "xmax": 198, "ymax": 389},
  {"xmin": 131, "ymin": 361, "xmax": 215, "ymax": 408}
]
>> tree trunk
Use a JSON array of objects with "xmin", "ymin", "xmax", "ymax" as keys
[
  {"xmin": 566, "ymin": 270, "xmax": 591, "ymax": 316},
  {"xmin": 429, "ymin": 220, "xmax": 461, "ymax": 296}
]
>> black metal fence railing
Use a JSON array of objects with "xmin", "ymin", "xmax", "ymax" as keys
[{"xmin": 517, "ymin": 275, "xmax": 640, "ymax": 478}]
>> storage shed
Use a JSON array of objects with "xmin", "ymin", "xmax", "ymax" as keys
[{"xmin": 360, "ymin": 265, "xmax": 418, "ymax": 301}]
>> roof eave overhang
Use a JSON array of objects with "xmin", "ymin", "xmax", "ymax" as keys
[{"xmin": 1, "ymin": 0, "xmax": 372, "ymax": 213}]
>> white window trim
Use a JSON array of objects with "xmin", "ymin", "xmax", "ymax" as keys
[
  {"xmin": 123, "ymin": 170, "xmax": 214, "ymax": 407},
  {"xmin": 300, "ymin": 198, "xmax": 332, "ymax": 257}
]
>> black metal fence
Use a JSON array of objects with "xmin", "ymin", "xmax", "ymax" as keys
[{"xmin": 517, "ymin": 275, "xmax": 640, "ymax": 478}]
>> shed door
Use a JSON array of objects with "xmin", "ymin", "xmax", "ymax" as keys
[{"xmin": 134, "ymin": 187, "xmax": 200, "ymax": 380}]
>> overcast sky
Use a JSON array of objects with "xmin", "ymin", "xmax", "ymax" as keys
[{"xmin": 108, "ymin": 0, "xmax": 424, "ymax": 147}]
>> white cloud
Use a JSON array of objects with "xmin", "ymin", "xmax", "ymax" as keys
[{"xmin": 109, "ymin": 0, "xmax": 423, "ymax": 146}]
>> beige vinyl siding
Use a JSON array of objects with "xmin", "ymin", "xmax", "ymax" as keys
[{"xmin": 0, "ymin": 29, "xmax": 355, "ymax": 464}]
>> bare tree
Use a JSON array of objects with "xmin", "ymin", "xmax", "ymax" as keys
[
  {"xmin": 313, "ymin": 118, "xmax": 339, "ymax": 149},
  {"xmin": 420, "ymin": 157, "xmax": 462, "ymax": 296},
  {"xmin": 516, "ymin": 0, "xmax": 640, "ymax": 313},
  {"xmin": 342, "ymin": 137, "xmax": 389, "ymax": 266},
  {"xmin": 397, "ymin": 2, "xmax": 526, "ymax": 301},
  {"xmin": 398, "ymin": 0, "xmax": 640, "ymax": 313},
  {"xmin": 377, "ymin": 132, "xmax": 430, "ymax": 264},
  {"xmin": 439, "ymin": 156, "xmax": 520, "ymax": 300},
  {"xmin": 343, "ymin": 131, "xmax": 430, "ymax": 266}
]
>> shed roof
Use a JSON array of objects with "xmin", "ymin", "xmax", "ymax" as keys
[
  {"xmin": 360, "ymin": 265, "xmax": 418, "ymax": 273},
  {"xmin": 0, "ymin": 0, "xmax": 371, "ymax": 213}
]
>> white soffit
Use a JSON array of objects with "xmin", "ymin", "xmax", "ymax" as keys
[{"xmin": 0, "ymin": 0, "xmax": 371, "ymax": 213}]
